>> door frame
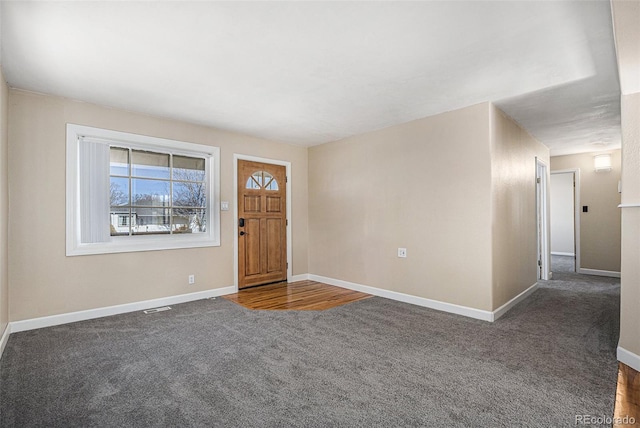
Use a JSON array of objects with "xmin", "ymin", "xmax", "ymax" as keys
[
  {"xmin": 536, "ymin": 159, "xmax": 551, "ymax": 280},
  {"xmin": 550, "ymin": 168, "xmax": 581, "ymax": 273},
  {"xmin": 233, "ymin": 154, "xmax": 292, "ymax": 291}
]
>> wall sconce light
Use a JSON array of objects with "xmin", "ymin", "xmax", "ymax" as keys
[{"xmin": 594, "ymin": 153, "xmax": 612, "ymax": 172}]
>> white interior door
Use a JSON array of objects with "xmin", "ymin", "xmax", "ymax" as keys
[{"xmin": 536, "ymin": 160, "xmax": 550, "ymax": 280}]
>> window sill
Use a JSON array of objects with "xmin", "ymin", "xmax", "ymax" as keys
[{"xmin": 66, "ymin": 234, "xmax": 220, "ymax": 256}]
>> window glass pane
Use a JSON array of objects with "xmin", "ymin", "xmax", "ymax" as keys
[
  {"xmin": 110, "ymin": 147, "xmax": 129, "ymax": 176},
  {"xmin": 252, "ymin": 171, "xmax": 263, "ymax": 187},
  {"xmin": 173, "ymin": 155, "xmax": 205, "ymax": 182},
  {"xmin": 246, "ymin": 177, "xmax": 260, "ymax": 189},
  {"xmin": 173, "ymin": 208, "xmax": 207, "ymax": 233},
  {"xmin": 264, "ymin": 174, "xmax": 279, "ymax": 190},
  {"xmin": 131, "ymin": 178, "xmax": 170, "ymax": 206},
  {"xmin": 110, "ymin": 177, "xmax": 129, "ymax": 206},
  {"xmin": 132, "ymin": 150, "xmax": 170, "ymax": 179},
  {"xmin": 131, "ymin": 207, "xmax": 171, "ymax": 234},
  {"xmin": 110, "ymin": 208, "xmax": 130, "ymax": 236},
  {"xmin": 173, "ymin": 182, "xmax": 206, "ymax": 208}
]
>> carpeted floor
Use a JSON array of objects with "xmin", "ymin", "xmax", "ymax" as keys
[
  {"xmin": 552, "ymin": 254, "xmax": 576, "ymax": 273},
  {"xmin": 0, "ymin": 272, "xmax": 620, "ymax": 427}
]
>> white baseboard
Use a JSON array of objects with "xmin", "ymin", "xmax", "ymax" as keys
[
  {"xmin": 9, "ymin": 286, "xmax": 236, "ymax": 333},
  {"xmin": 308, "ymin": 274, "xmax": 495, "ymax": 322},
  {"xmin": 551, "ymin": 252, "xmax": 575, "ymax": 256},
  {"xmin": 0, "ymin": 323, "xmax": 10, "ymax": 359},
  {"xmin": 289, "ymin": 274, "xmax": 310, "ymax": 282},
  {"xmin": 618, "ymin": 346, "xmax": 640, "ymax": 373},
  {"xmin": 492, "ymin": 283, "xmax": 538, "ymax": 321},
  {"xmin": 578, "ymin": 268, "xmax": 621, "ymax": 278}
]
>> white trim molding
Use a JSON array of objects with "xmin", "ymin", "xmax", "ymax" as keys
[
  {"xmin": 619, "ymin": 203, "xmax": 640, "ymax": 208},
  {"xmin": 308, "ymin": 274, "xmax": 499, "ymax": 321},
  {"xmin": 536, "ymin": 159, "xmax": 551, "ymax": 281},
  {"xmin": 289, "ymin": 274, "xmax": 310, "ymax": 283},
  {"xmin": 9, "ymin": 287, "xmax": 235, "ymax": 333},
  {"xmin": 551, "ymin": 252, "xmax": 575, "ymax": 257},
  {"xmin": 0, "ymin": 324, "xmax": 10, "ymax": 359},
  {"xmin": 308, "ymin": 275, "xmax": 537, "ymax": 322},
  {"xmin": 618, "ymin": 346, "xmax": 640, "ymax": 373},
  {"xmin": 578, "ymin": 268, "xmax": 621, "ymax": 278},
  {"xmin": 492, "ymin": 283, "xmax": 539, "ymax": 321}
]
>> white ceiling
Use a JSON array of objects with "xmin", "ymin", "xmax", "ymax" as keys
[{"xmin": 0, "ymin": 1, "xmax": 621, "ymax": 156}]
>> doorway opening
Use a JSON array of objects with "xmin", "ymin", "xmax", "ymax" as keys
[{"xmin": 550, "ymin": 169, "xmax": 580, "ymax": 274}]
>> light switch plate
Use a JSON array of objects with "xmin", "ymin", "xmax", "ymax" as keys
[
  {"xmin": 221, "ymin": 201, "xmax": 229, "ymax": 211},
  {"xmin": 398, "ymin": 248, "xmax": 407, "ymax": 258}
]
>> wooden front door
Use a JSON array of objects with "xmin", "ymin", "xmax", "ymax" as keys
[{"xmin": 238, "ymin": 160, "xmax": 287, "ymax": 289}]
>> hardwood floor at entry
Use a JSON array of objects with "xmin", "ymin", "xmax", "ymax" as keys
[
  {"xmin": 223, "ymin": 280, "xmax": 372, "ymax": 310},
  {"xmin": 614, "ymin": 363, "xmax": 640, "ymax": 427}
]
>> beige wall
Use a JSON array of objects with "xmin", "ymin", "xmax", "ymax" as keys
[
  {"xmin": 490, "ymin": 106, "xmax": 549, "ymax": 308},
  {"xmin": 308, "ymin": 103, "xmax": 547, "ymax": 313},
  {"xmin": 620, "ymin": 93, "xmax": 640, "ymax": 360},
  {"xmin": 0, "ymin": 68, "xmax": 8, "ymax": 336},
  {"xmin": 309, "ymin": 103, "xmax": 494, "ymax": 311},
  {"xmin": 550, "ymin": 150, "xmax": 622, "ymax": 273},
  {"xmin": 8, "ymin": 90, "xmax": 308, "ymax": 321},
  {"xmin": 612, "ymin": 0, "xmax": 640, "ymax": 368}
]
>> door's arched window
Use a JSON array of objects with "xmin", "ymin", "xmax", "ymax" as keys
[{"xmin": 246, "ymin": 171, "xmax": 279, "ymax": 191}]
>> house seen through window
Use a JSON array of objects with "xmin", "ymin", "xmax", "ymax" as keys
[{"xmin": 109, "ymin": 148, "xmax": 207, "ymax": 236}]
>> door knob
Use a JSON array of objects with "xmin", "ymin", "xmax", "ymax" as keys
[{"xmin": 239, "ymin": 231, "xmax": 246, "ymax": 236}]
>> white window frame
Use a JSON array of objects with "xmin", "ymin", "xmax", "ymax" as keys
[{"xmin": 66, "ymin": 124, "xmax": 220, "ymax": 256}]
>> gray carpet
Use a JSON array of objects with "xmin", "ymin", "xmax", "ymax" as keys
[
  {"xmin": 552, "ymin": 254, "xmax": 576, "ymax": 273},
  {"xmin": 0, "ymin": 273, "xmax": 620, "ymax": 427}
]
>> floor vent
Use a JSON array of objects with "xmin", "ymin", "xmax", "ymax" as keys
[{"xmin": 143, "ymin": 306, "xmax": 172, "ymax": 314}]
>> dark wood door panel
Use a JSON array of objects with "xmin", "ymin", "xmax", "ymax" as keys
[
  {"xmin": 243, "ymin": 195, "xmax": 261, "ymax": 212},
  {"xmin": 266, "ymin": 196, "xmax": 281, "ymax": 213},
  {"xmin": 244, "ymin": 218, "xmax": 261, "ymax": 276},
  {"xmin": 266, "ymin": 218, "xmax": 283, "ymax": 273}
]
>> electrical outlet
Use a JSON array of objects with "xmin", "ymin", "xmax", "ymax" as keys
[
  {"xmin": 188, "ymin": 274, "xmax": 195, "ymax": 285},
  {"xmin": 398, "ymin": 248, "xmax": 407, "ymax": 258}
]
